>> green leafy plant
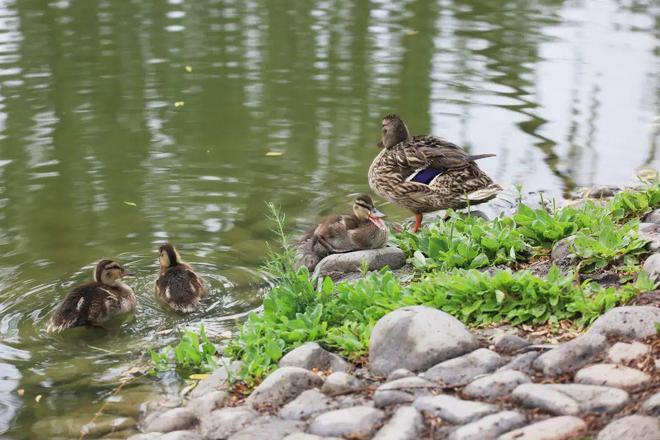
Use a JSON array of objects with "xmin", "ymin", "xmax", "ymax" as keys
[
  {"xmin": 396, "ymin": 213, "xmax": 528, "ymax": 271},
  {"xmin": 150, "ymin": 325, "xmax": 218, "ymax": 374}
]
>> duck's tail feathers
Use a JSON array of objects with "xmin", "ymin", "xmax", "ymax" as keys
[
  {"xmin": 466, "ymin": 153, "xmax": 496, "ymax": 162},
  {"xmin": 467, "ymin": 183, "xmax": 503, "ymax": 203}
]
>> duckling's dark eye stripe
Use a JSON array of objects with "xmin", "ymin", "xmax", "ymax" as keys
[{"xmin": 355, "ymin": 202, "xmax": 371, "ymax": 209}]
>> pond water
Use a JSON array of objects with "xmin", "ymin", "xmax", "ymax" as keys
[{"xmin": 0, "ymin": 0, "xmax": 657, "ymax": 438}]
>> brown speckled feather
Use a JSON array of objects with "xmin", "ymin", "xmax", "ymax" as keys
[
  {"xmin": 369, "ymin": 135, "xmax": 501, "ymax": 213},
  {"xmin": 155, "ymin": 263, "xmax": 206, "ymax": 313}
]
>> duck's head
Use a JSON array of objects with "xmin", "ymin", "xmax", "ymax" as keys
[
  {"xmin": 353, "ymin": 194, "xmax": 387, "ymax": 230},
  {"xmin": 94, "ymin": 260, "xmax": 130, "ymax": 286},
  {"xmin": 377, "ymin": 114, "xmax": 411, "ymax": 149},
  {"xmin": 159, "ymin": 243, "xmax": 182, "ymax": 269}
]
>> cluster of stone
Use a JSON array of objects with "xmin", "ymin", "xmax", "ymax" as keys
[{"xmin": 128, "ymin": 303, "xmax": 659, "ymax": 440}]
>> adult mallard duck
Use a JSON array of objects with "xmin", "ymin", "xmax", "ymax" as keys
[
  {"xmin": 296, "ymin": 194, "xmax": 388, "ymax": 271},
  {"xmin": 155, "ymin": 243, "xmax": 206, "ymax": 313},
  {"xmin": 47, "ymin": 260, "xmax": 135, "ymax": 332},
  {"xmin": 368, "ymin": 114, "xmax": 502, "ymax": 232}
]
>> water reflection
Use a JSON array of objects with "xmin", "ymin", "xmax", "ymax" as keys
[{"xmin": 0, "ymin": 0, "xmax": 657, "ymax": 437}]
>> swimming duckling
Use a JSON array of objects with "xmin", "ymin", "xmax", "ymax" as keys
[
  {"xmin": 47, "ymin": 260, "xmax": 135, "ymax": 333},
  {"xmin": 296, "ymin": 194, "xmax": 388, "ymax": 271},
  {"xmin": 368, "ymin": 114, "xmax": 502, "ymax": 232},
  {"xmin": 155, "ymin": 243, "xmax": 206, "ymax": 313}
]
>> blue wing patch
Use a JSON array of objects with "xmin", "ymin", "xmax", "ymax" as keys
[{"xmin": 407, "ymin": 168, "xmax": 443, "ymax": 185}]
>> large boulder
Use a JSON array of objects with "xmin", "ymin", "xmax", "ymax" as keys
[
  {"xmin": 369, "ymin": 306, "xmax": 478, "ymax": 376},
  {"xmin": 588, "ymin": 306, "xmax": 660, "ymax": 339},
  {"xmin": 246, "ymin": 367, "xmax": 323, "ymax": 408}
]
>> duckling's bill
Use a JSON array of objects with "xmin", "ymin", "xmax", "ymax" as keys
[{"xmin": 369, "ymin": 208, "xmax": 387, "ymax": 230}]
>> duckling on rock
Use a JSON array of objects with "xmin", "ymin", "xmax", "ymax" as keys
[
  {"xmin": 296, "ymin": 194, "xmax": 388, "ymax": 271},
  {"xmin": 155, "ymin": 243, "xmax": 206, "ymax": 313},
  {"xmin": 47, "ymin": 259, "xmax": 135, "ymax": 333},
  {"xmin": 368, "ymin": 114, "xmax": 502, "ymax": 233}
]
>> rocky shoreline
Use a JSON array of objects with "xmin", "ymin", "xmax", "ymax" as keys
[
  {"xmin": 127, "ymin": 305, "xmax": 659, "ymax": 440},
  {"xmin": 112, "ymin": 184, "xmax": 660, "ymax": 440}
]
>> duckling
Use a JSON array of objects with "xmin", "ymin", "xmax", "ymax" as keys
[
  {"xmin": 155, "ymin": 243, "xmax": 206, "ymax": 313},
  {"xmin": 368, "ymin": 114, "xmax": 502, "ymax": 232},
  {"xmin": 47, "ymin": 260, "xmax": 135, "ymax": 333},
  {"xmin": 296, "ymin": 194, "xmax": 388, "ymax": 271}
]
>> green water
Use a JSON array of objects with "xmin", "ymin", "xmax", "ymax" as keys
[{"xmin": 0, "ymin": 0, "xmax": 657, "ymax": 438}]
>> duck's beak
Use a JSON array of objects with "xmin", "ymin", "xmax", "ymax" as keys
[
  {"xmin": 369, "ymin": 208, "xmax": 387, "ymax": 230},
  {"xmin": 120, "ymin": 268, "xmax": 133, "ymax": 277},
  {"xmin": 377, "ymin": 139, "xmax": 384, "ymax": 148}
]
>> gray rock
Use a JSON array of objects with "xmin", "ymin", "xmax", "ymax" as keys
[
  {"xmin": 643, "ymin": 254, "xmax": 660, "ymax": 281},
  {"xmin": 308, "ymin": 406, "xmax": 385, "ymax": 438},
  {"xmin": 463, "ymin": 370, "xmax": 531, "ymax": 400},
  {"xmin": 642, "ymin": 392, "xmax": 660, "ymax": 416},
  {"xmin": 373, "ymin": 406, "xmax": 422, "ymax": 440},
  {"xmin": 144, "ymin": 408, "xmax": 197, "ymax": 433},
  {"xmin": 424, "ymin": 348, "xmax": 504, "ymax": 386},
  {"xmin": 190, "ymin": 360, "xmax": 242, "ymax": 399},
  {"xmin": 185, "ymin": 391, "xmax": 229, "ymax": 419},
  {"xmin": 386, "ymin": 369, "xmax": 415, "ymax": 381},
  {"xmin": 228, "ymin": 416, "xmax": 304, "ymax": 440},
  {"xmin": 533, "ymin": 333, "xmax": 607, "ymax": 376},
  {"xmin": 369, "ymin": 306, "xmax": 478, "ymax": 376},
  {"xmin": 513, "ymin": 383, "xmax": 629, "ymax": 415},
  {"xmin": 597, "ymin": 415, "xmax": 660, "ymax": 440},
  {"xmin": 551, "ymin": 235, "xmax": 578, "ymax": 266},
  {"xmin": 279, "ymin": 389, "xmax": 337, "ymax": 420},
  {"xmin": 493, "ymin": 334, "xmax": 531, "ymax": 354},
  {"xmin": 313, "ymin": 247, "xmax": 406, "ymax": 278},
  {"xmin": 498, "ymin": 416, "xmax": 586, "ymax": 440},
  {"xmin": 128, "ymin": 434, "xmax": 163, "ymax": 440},
  {"xmin": 320, "ymin": 372, "xmax": 362, "ymax": 396},
  {"xmin": 449, "ymin": 411, "xmax": 526, "ymax": 440},
  {"xmin": 644, "ymin": 209, "xmax": 660, "ymax": 224},
  {"xmin": 373, "ymin": 376, "xmax": 438, "ymax": 408},
  {"xmin": 549, "ymin": 384, "xmax": 629, "ymax": 413},
  {"xmin": 607, "ymin": 341, "xmax": 650, "ymax": 363},
  {"xmin": 200, "ymin": 406, "xmax": 258, "ymax": 440},
  {"xmin": 497, "ymin": 351, "xmax": 540, "ymax": 374},
  {"xmin": 413, "ymin": 395, "xmax": 497, "ymax": 424},
  {"xmin": 588, "ymin": 306, "xmax": 660, "ymax": 339},
  {"xmin": 279, "ymin": 342, "xmax": 349, "ymax": 373},
  {"xmin": 638, "ymin": 222, "xmax": 660, "ymax": 251},
  {"xmin": 246, "ymin": 367, "xmax": 323, "ymax": 408},
  {"xmin": 512, "ymin": 384, "xmax": 580, "ymax": 415},
  {"xmin": 582, "ymin": 185, "xmax": 620, "ymax": 198},
  {"xmin": 575, "ymin": 363, "xmax": 651, "ymax": 390},
  {"xmin": 161, "ymin": 432, "xmax": 203, "ymax": 440}
]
